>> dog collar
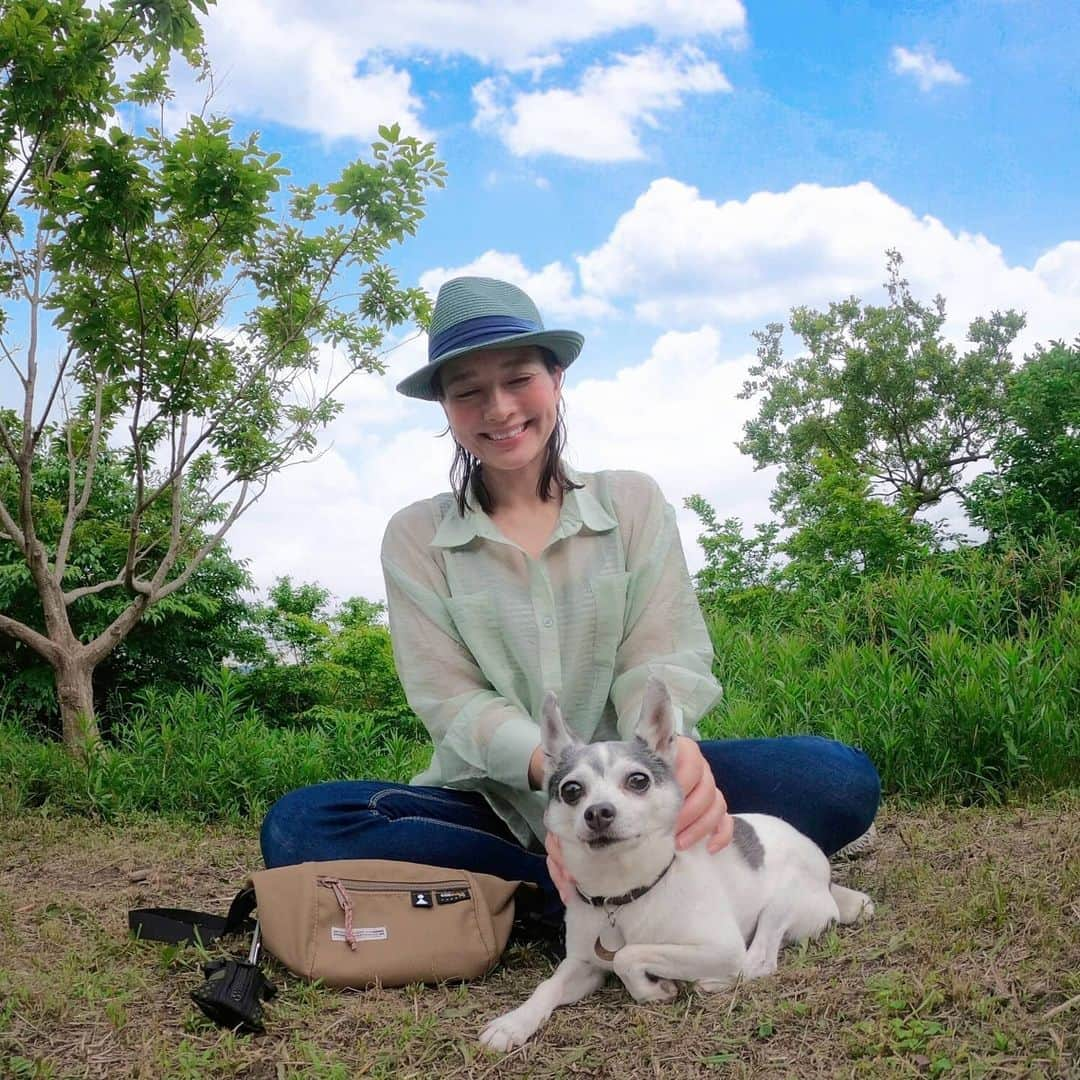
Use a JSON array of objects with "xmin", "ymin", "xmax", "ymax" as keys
[{"xmin": 574, "ymin": 854, "xmax": 676, "ymax": 911}]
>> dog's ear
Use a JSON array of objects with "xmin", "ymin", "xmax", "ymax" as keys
[
  {"xmin": 540, "ymin": 691, "xmax": 579, "ymax": 777},
  {"xmin": 635, "ymin": 676, "xmax": 677, "ymax": 763}
]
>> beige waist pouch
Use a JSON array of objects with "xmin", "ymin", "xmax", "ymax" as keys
[{"xmin": 249, "ymin": 859, "xmax": 520, "ymax": 988}]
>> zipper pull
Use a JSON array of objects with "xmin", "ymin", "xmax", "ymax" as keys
[{"xmin": 321, "ymin": 877, "xmax": 358, "ymax": 951}]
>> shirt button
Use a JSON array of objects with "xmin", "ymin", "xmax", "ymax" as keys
[{"xmin": 542, "ymin": 616, "xmax": 554, "ymax": 628}]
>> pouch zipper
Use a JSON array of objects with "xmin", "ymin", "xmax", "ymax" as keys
[
  {"xmin": 318, "ymin": 876, "xmax": 472, "ymax": 950},
  {"xmin": 318, "ymin": 877, "xmax": 469, "ymax": 892}
]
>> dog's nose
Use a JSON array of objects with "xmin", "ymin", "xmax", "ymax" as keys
[{"xmin": 584, "ymin": 802, "xmax": 616, "ymax": 832}]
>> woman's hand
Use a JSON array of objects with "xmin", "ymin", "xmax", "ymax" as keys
[
  {"xmin": 545, "ymin": 832, "xmax": 576, "ymax": 904},
  {"xmin": 674, "ymin": 735, "xmax": 733, "ymax": 853},
  {"xmin": 533, "ymin": 746, "xmax": 578, "ymax": 903}
]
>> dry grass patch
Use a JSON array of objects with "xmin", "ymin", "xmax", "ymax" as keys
[{"xmin": 1, "ymin": 796, "xmax": 1077, "ymax": 1079}]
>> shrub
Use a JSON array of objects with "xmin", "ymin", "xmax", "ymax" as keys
[
  {"xmin": 0, "ymin": 669, "xmax": 431, "ymax": 821},
  {"xmin": 700, "ymin": 544, "xmax": 1079, "ymax": 802}
]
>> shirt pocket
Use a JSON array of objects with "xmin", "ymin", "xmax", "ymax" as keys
[
  {"xmin": 589, "ymin": 571, "xmax": 631, "ymax": 674},
  {"xmin": 444, "ymin": 590, "xmax": 502, "ymax": 679}
]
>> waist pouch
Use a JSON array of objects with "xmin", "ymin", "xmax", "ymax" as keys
[
  {"xmin": 130, "ymin": 859, "xmax": 521, "ymax": 989},
  {"xmin": 254, "ymin": 859, "xmax": 519, "ymax": 987}
]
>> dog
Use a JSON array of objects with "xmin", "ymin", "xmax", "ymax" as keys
[{"xmin": 479, "ymin": 676, "xmax": 874, "ymax": 1051}]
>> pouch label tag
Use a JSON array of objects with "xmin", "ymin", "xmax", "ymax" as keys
[
  {"xmin": 331, "ymin": 926, "xmax": 387, "ymax": 942},
  {"xmin": 411, "ymin": 890, "xmax": 434, "ymax": 908},
  {"xmin": 436, "ymin": 888, "xmax": 471, "ymax": 905}
]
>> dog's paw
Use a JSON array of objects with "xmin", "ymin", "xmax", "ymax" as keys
[
  {"xmin": 831, "ymin": 884, "xmax": 875, "ymax": 924},
  {"xmin": 479, "ymin": 1008, "xmax": 538, "ymax": 1052},
  {"xmin": 694, "ymin": 974, "xmax": 738, "ymax": 995},
  {"xmin": 741, "ymin": 954, "xmax": 778, "ymax": 979},
  {"xmin": 626, "ymin": 974, "xmax": 678, "ymax": 1004}
]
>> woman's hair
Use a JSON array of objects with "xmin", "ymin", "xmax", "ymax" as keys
[{"xmin": 436, "ymin": 348, "xmax": 582, "ymax": 517}]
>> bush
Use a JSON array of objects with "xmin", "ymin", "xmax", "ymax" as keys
[
  {"xmin": 700, "ymin": 544, "xmax": 1079, "ymax": 802},
  {"xmin": 0, "ymin": 669, "xmax": 432, "ymax": 821}
]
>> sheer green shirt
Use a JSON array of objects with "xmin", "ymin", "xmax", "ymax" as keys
[{"xmin": 379, "ymin": 469, "xmax": 722, "ymax": 848}]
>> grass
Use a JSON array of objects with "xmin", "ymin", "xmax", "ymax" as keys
[{"xmin": 2, "ymin": 794, "xmax": 1077, "ymax": 1078}]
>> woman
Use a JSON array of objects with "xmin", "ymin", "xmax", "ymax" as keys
[{"xmin": 260, "ymin": 276, "xmax": 880, "ymax": 930}]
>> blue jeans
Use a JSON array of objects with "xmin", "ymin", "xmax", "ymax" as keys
[{"xmin": 260, "ymin": 736, "xmax": 880, "ymax": 920}]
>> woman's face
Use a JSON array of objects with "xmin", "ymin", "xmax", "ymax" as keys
[{"xmin": 439, "ymin": 346, "xmax": 563, "ymax": 480}]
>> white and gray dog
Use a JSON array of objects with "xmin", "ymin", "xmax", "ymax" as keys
[{"xmin": 480, "ymin": 676, "xmax": 874, "ymax": 1051}]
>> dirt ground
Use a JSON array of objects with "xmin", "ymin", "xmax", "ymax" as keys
[{"xmin": 1, "ymin": 795, "xmax": 1077, "ymax": 1079}]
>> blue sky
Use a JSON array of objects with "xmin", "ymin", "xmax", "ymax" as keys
[{"xmin": 6, "ymin": 0, "xmax": 1079, "ymax": 602}]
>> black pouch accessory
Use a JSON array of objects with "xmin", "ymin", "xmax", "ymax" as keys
[{"xmin": 130, "ymin": 887, "xmax": 275, "ymax": 1033}]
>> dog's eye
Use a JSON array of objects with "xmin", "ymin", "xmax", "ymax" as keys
[
  {"xmin": 560, "ymin": 781, "xmax": 584, "ymax": 804},
  {"xmin": 626, "ymin": 772, "xmax": 651, "ymax": 792}
]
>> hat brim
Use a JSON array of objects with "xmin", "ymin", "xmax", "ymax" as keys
[{"xmin": 396, "ymin": 329, "xmax": 584, "ymax": 400}]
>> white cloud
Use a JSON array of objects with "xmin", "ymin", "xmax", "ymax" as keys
[
  {"xmin": 167, "ymin": 0, "xmax": 745, "ymax": 141},
  {"xmin": 227, "ymin": 435, "xmax": 447, "ymax": 602},
  {"xmin": 505, "ymin": 53, "xmax": 565, "ymax": 80},
  {"xmin": 564, "ymin": 326, "xmax": 772, "ymax": 532},
  {"xmin": 890, "ymin": 46, "xmax": 968, "ymax": 92},
  {"xmin": 1033, "ymin": 240, "xmax": 1080, "ymax": 298},
  {"xmin": 473, "ymin": 47, "xmax": 731, "ymax": 161},
  {"xmin": 217, "ymin": 1, "xmax": 746, "ymax": 68},
  {"xmin": 577, "ymin": 179, "xmax": 1080, "ymax": 351},
  {"xmin": 419, "ymin": 251, "xmax": 613, "ymax": 322},
  {"xmin": 167, "ymin": 1, "xmax": 428, "ymax": 141}
]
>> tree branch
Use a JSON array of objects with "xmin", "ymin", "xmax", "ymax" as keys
[
  {"xmin": 63, "ymin": 576, "xmax": 125, "ymax": 604},
  {"xmin": 1, "ymin": 335, "xmax": 28, "ymax": 388},
  {"xmin": 55, "ymin": 375, "xmax": 105, "ymax": 578},
  {"xmin": 0, "ymin": 130, "xmax": 43, "ymax": 223},
  {"xmin": 0, "ymin": 492, "xmax": 27, "ymax": 553},
  {"xmin": 31, "ymin": 342, "xmax": 78, "ymax": 449},
  {"xmin": 151, "ymin": 478, "xmax": 262, "ymax": 604},
  {"xmin": 0, "ymin": 612, "xmax": 59, "ymax": 664}
]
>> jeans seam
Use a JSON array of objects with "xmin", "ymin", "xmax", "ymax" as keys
[
  {"xmin": 387, "ymin": 814, "xmax": 546, "ymax": 860},
  {"xmin": 368, "ymin": 786, "xmax": 483, "ymax": 813},
  {"xmin": 367, "ymin": 787, "xmax": 527, "ymax": 848}
]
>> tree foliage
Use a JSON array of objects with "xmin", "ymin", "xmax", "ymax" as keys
[
  {"xmin": 684, "ymin": 492, "xmax": 780, "ymax": 598},
  {"xmin": 240, "ymin": 577, "xmax": 411, "ymax": 732},
  {"xmin": 778, "ymin": 453, "xmax": 937, "ymax": 589},
  {"xmin": 739, "ymin": 251, "xmax": 1024, "ymax": 522},
  {"xmin": 0, "ymin": 0, "xmax": 445, "ymax": 751},
  {"xmin": 966, "ymin": 339, "xmax": 1080, "ymax": 545}
]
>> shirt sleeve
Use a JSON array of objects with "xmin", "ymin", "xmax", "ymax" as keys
[
  {"xmin": 380, "ymin": 502, "xmax": 539, "ymax": 793},
  {"xmin": 608, "ymin": 472, "xmax": 723, "ymax": 741}
]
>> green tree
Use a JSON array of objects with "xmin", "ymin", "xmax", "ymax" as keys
[
  {"xmin": 255, "ymin": 576, "xmax": 332, "ymax": 665},
  {"xmin": 966, "ymin": 339, "xmax": 1080, "ymax": 544},
  {"xmin": 739, "ymin": 251, "xmax": 1024, "ymax": 522},
  {"xmin": 778, "ymin": 453, "xmax": 936, "ymax": 590},
  {"xmin": 240, "ymin": 577, "xmax": 411, "ymax": 731},
  {"xmin": 684, "ymin": 492, "xmax": 780, "ymax": 600},
  {"xmin": 0, "ymin": 0, "xmax": 444, "ymax": 752}
]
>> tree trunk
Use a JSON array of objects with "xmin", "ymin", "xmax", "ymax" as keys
[{"xmin": 53, "ymin": 655, "xmax": 99, "ymax": 755}]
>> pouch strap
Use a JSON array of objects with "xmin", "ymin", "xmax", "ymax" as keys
[{"xmin": 129, "ymin": 886, "xmax": 257, "ymax": 946}]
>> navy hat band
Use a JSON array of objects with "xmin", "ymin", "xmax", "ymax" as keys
[{"xmin": 428, "ymin": 315, "xmax": 542, "ymax": 363}]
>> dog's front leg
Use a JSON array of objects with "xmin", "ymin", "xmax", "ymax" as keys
[
  {"xmin": 479, "ymin": 958, "xmax": 607, "ymax": 1052},
  {"xmin": 613, "ymin": 942, "xmax": 745, "ymax": 1003}
]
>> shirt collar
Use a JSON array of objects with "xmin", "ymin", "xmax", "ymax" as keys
[{"xmin": 430, "ymin": 468, "xmax": 616, "ymax": 550}]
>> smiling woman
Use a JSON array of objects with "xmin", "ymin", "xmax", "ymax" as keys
[{"xmin": 259, "ymin": 277, "xmax": 881, "ymax": 944}]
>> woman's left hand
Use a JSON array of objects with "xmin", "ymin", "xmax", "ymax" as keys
[{"xmin": 673, "ymin": 735, "xmax": 734, "ymax": 853}]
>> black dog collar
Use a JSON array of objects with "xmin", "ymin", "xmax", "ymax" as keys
[{"xmin": 574, "ymin": 854, "xmax": 676, "ymax": 910}]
